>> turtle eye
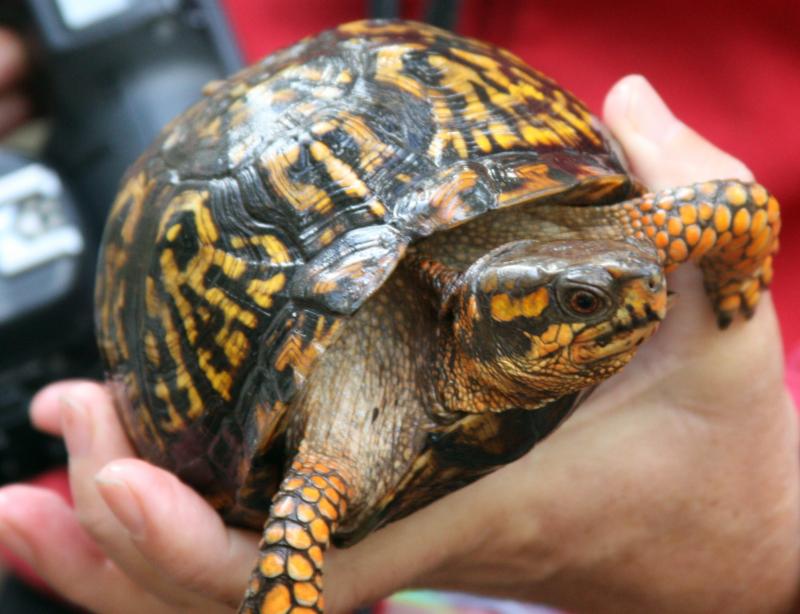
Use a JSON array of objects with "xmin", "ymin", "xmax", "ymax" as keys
[{"xmin": 566, "ymin": 288, "xmax": 602, "ymax": 315}]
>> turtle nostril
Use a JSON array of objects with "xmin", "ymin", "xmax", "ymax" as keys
[{"xmin": 647, "ymin": 275, "xmax": 661, "ymax": 292}]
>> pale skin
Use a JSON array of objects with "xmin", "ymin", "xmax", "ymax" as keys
[{"xmin": 0, "ymin": 74, "xmax": 797, "ymax": 613}]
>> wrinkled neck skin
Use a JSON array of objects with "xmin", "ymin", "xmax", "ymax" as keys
[{"xmin": 429, "ymin": 322, "xmax": 609, "ymax": 418}]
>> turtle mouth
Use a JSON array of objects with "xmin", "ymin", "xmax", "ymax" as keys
[{"xmin": 571, "ymin": 302, "xmax": 664, "ymax": 363}]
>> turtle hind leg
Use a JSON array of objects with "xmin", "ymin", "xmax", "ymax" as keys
[
  {"xmin": 238, "ymin": 457, "xmax": 351, "ymax": 614},
  {"xmin": 615, "ymin": 179, "xmax": 780, "ymax": 328}
]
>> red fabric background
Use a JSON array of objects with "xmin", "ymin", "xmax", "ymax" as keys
[{"xmin": 222, "ymin": 0, "xmax": 800, "ymax": 398}]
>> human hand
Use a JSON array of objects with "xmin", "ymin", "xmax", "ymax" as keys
[
  {"xmin": 0, "ymin": 76, "xmax": 797, "ymax": 614},
  {"xmin": 0, "ymin": 27, "xmax": 31, "ymax": 137}
]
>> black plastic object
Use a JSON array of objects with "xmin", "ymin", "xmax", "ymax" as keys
[
  {"xmin": 27, "ymin": 0, "xmax": 243, "ymax": 235},
  {"xmin": 0, "ymin": 0, "xmax": 243, "ymax": 485}
]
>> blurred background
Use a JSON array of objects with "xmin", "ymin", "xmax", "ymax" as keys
[{"xmin": 0, "ymin": 0, "xmax": 797, "ymax": 612}]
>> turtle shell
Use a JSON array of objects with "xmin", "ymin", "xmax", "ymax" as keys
[{"xmin": 95, "ymin": 19, "xmax": 635, "ymax": 524}]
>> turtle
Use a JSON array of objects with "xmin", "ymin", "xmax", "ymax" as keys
[{"xmin": 94, "ymin": 18, "xmax": 780, "ymax": 614}]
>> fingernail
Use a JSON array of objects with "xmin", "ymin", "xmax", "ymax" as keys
[
  {"xmin": 95, "ymin": 464, "xmax": 146, "ymax": 540},
  {"xmin": 60, "ymin": 395, "xmax": 92, "ymax": 456},
  {"xmin": 624, "ymin": 75, "xmax": 682, "ymax": 144},
  {"xmin": 0, "ymin": 494, "xmax": 34, "ymax": 563}
]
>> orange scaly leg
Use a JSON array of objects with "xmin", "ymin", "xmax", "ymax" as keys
[
  {"xmin": 614, "ymin": 180, "xmax": 780, "ymax": 327},
  {"xmin": 238, "ymin": 459, "xmax": 351, "ymax": 614}
]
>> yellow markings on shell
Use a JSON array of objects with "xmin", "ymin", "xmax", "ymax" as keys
[
  {"xmin": 336, "ymin": 69, "xmax": 353, "ymax": 84},
  {"xmin": 197, "ymin": 116, "xmax": 222, "ymax": 140},
  {"xmin": 275, "ymin": 318, "xmax": 342, "ymax": 378},
  {"xmin": 548, "ymin": 89, "xmax": 601, "ymax": 145},
  {"xmin": 309, "ymin": 140, "xmax": 370, "ymax": 199},
  {"xmin": 472, "ymin": 129, "xmax": 493, "ymax": 152},
  {"xmin": 488, "ymin": 122, "xmax": 518, "ymax": 148},
  {"xmin": 449, "ymin": 46, "xmax": 503, "ymax": 70},
  {"xmin": 145, "ymin": 276, "xmax": 159, "ymax": 317},
  {"xmin": 165, "ymin": 223, "xmax": 182, "ymax": 242},
  {"xmin": 368, "ymin": 199, "xmax": 387, "ymax": 217},
  {"xmin": 374, "ymin": 44, "xmax": 427, "ymax": 98},
  {"xmin": 217, "ymin": 328, "xmax": 249, "ymax": 369},
  {"xmin": 204, "ymin": 287, "xmax": 257, "ymax": 328},
  {"xmin": 498, "ymin": 162, "xmax": 562, "ymax": 204},
  {"xmin": 269, "ymin": 88, "xmax": 297, "ymax": 103},
  {"xmin": 247, "ymin": 273, "xmax": 286, "ymax": 309},
  {"xmin": 428, "ymin": 167, "xmax": 479, "ymax": 222},
  {"xmin": 490, "ymin": 287, "xmax": 549, "ymax": 322},
  {"xmin": 263, "ymin": 584, "xmax": 291, "ymax": 614},
  {"xmin": 144, "ymin": 332, "xmax": 160, "ymax": 366},
  {"xmin": 318, "ymin": 228, "xmax": 337, "ymax": 246},
  {"xmin": 311, "ymin": 85, "xmax": 343, "ymax": 99},
  {"xmin": 263, "ymin": 150, "xmax": 334, "ymax": 214},
  {"xmin": 518, "ymin": 122, "xmax": 562, "ymax": 146},
  {"xmin": 113, "ymin": 171, "xmax": 157, "ymax": 244},
  {"xmin": 154, "ymin": 380, "xmax": 185, "ymax": 432},
  {"xmin": 197, "ymin": 348, "xmax": 233, "ymax": 401},
  {"xmin": 428, "ymin": 126, "xmax": 469, "ymax": 160},
  {"xmin": 337, "ymin": 112, "xmax": 394, "ymax": 175},
  {"xmin": 160, "ymin": 249, "xmax": 199, "ymax": 344}
]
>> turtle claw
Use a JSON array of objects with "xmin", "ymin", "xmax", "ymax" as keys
[{"xmin": 706, "ymin": 269, "xmax": 765, "ymax": 329}]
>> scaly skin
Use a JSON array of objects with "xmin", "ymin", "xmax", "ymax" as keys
[
  {"xmin": 240, "ymin": 460, "xmax": 351, "ymax": 614},
  {"xmin": 614, "ymin": 179, "xmax": 779, "ymax": 327}
]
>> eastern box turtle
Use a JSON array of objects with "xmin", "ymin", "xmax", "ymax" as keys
[{"xmin": 95, "ymin": 19, "xmax": 780, "ymax": 614}]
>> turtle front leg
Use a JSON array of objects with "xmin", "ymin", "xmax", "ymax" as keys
[
  {"xmin": 616, "ymin": 180, "xmax": 780, "ymax": 327},
  {"xmin": 239, "ymin": 457, "xmax": 351, "ymax": 614}
]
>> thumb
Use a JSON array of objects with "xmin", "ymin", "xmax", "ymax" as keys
[{"xmin": 602, "ymin": 75, "xmax": 752, "ymax": 189}]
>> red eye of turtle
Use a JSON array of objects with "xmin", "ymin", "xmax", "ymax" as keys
[{"xmin": 568, "ymin": 289, "xmax": 601, "ymax": 315}]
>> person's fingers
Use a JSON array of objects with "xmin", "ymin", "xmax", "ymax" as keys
[
  {"xmin": 95, "ymin": 458, "xmax": 257, "ymax": 607},
  {"xmin": 30, "ymin": 379, "xmax": 97, "ymax": 436},
  {"xmin": 0, "ymin": 91, "xmax": 31, "ymax": 135},
  {"xmin": 0, "ymin": 28, "xmax": 28, "ymax": 90},
  {"xmin": 60, "ymin": 384, "xmax": 218, "ymax": 609},
  {"xmin": 0, "ymin": 485, "xmax": 174, "ymax": 614},
  {"xmin": 602, "ymin": 74, "xmax": 753, "ymax": 188},
  {"xmin": 600, "ymin": 75, "xmax": 783, "ymax": 402}
]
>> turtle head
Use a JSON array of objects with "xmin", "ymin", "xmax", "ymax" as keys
[{"xmin": 442, "ymin": 239, "xmax": 667, "ymax": 410}]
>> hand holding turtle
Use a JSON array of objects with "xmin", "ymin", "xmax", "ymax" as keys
[{"xmin": 0, "ymin": 74, "xmax": 796, "ymax": 614}]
